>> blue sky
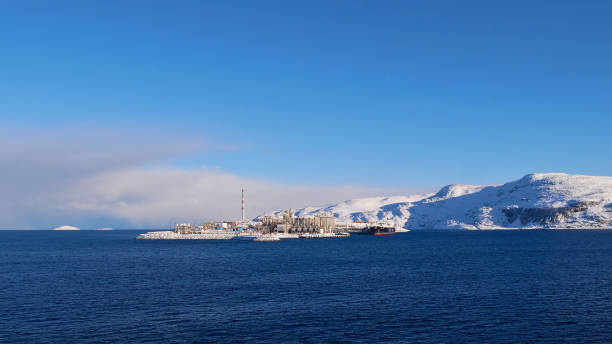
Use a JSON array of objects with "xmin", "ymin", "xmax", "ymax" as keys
[{"xmin": 1, "ymin": 1, "xmax": 611, "ymax": 228}]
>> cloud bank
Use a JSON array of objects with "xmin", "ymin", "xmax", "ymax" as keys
[{"xmin": 1, "ymin": 128, "xmax": 408, "ymax": 229}]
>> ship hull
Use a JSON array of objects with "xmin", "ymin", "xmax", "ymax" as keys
[{"xmin": 373, "ymin": 232, "xmax": 395, "ymax": 236}]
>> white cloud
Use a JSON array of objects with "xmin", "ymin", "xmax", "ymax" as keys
[
  {"xmin": 0, "ymin": 127, "xmax": 410, "ymax": 229},
  {"xmin": 63, "ymin": 167, "xmax": 396, "ymax": 228}
]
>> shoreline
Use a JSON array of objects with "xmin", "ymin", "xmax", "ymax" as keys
[{"xmin": 136, "ymin": 230, "xmax": 350, "ymax": 240}]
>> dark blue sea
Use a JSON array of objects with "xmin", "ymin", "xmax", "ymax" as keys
[{"xmin": 1, "ymin": 230, "xmax": 611, "ymax": 343}]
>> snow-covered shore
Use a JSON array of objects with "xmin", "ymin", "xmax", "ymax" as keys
[
  {"xmin": 137, "ymin": 231, "xmax": 236, "ymax": 240},
  {"xmin": 136, "ymin": 231, "xmax": 343, "ymax": 240}
]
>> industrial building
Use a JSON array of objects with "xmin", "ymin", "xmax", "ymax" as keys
[
  {"xmin": 259, "ymin": 209, "xmax": 336, "ymax": 234},
  {"xmin": 174, "ymin": 223, "xmax": 195, "ymax": 234}
]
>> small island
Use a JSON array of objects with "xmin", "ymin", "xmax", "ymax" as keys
[
  {"xmin": 137, "ymin": 209, "xmax": 398, "ymax": 241},
  {"xmin": 53, "ymin": 225, "xmax": 80, "ymax": 231}
]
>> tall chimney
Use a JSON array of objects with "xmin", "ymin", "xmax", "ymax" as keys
[{"xmin": 241, "ymin": 189, "xmax": 245, "ymax": 222}]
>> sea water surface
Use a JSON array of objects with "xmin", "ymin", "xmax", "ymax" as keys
[{"xmin": 1, "ymin": 230, "xmax": 611, "ymax": 343}]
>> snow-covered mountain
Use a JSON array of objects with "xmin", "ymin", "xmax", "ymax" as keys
[{"xmin": 260, "ymin": 173, "xmax": 612, "ymax": 229}]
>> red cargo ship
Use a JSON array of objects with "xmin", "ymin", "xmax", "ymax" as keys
[{"xmin": 367, "ymin": 225, "xmax": 396, "ymax": 236}]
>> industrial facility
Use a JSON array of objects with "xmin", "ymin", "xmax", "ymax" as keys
[
  {"xmin": 173, "ymin": 209, "xmax": 336, "ymax": 235},
  {"xmin": 158, "ymin": 188, "xmax": 399, "ymax": 240},
  {"xmin": 171, "ymin": 189, "xmax": 337, "ymax": 235},
  {"xmin": 259, "ymin": 209, "xmax": 336, "ymax": 234}
]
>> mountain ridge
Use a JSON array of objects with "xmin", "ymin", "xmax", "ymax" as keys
[{"xmin": 260, "ymin": 173, "xmax": 612, "ymax": 229}]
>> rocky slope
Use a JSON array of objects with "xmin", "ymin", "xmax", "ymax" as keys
[{"xmin": 261, "ymin": 173, "xmax": 612, "ymax": 229}]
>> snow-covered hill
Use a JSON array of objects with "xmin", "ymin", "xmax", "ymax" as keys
[{"xmin": 260, "ymin": 173, "xmax": 612, "ymax": 229}]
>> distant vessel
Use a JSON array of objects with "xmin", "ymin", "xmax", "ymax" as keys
[
  {"xmin": 366, "ymin": 224, "xmax": 395, "ymax": 236},
  {"xmin": 53, "ymin": 225, "xmax": 80, "ymax": 231},
  {"xmin": 96, "ymin": 228, "xmax": 113, "ymax": 231}
]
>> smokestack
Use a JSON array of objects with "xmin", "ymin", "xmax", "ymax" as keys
[{"xmin": 241, "ymin": 189, "xmax": 245, "ymax": 222}]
